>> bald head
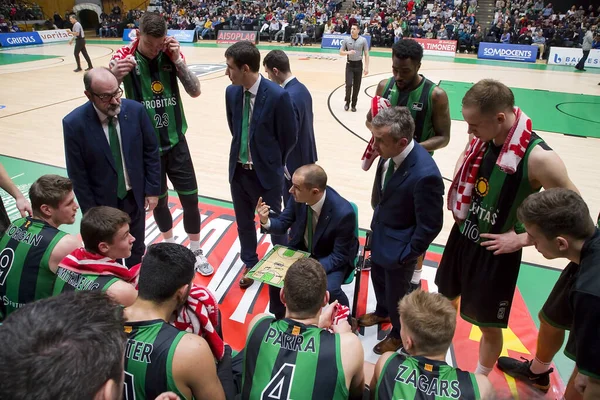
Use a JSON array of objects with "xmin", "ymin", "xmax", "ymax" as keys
[
  {"xmin": 83, "ymin": 67, "xmax": 122, "ymax": 117},
  {"xmin": 83, "ymin": 67, "xmax": 118, "ymax": 92},
  {"xmin": 295, "ymin": 164, "xmax": 327, "ymax": 191}
]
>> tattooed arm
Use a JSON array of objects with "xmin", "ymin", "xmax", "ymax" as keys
[
  {"xmin": 164, "ymin": 36, "xmax": 201, "ymax": 98},
  {"xmin": 175, "ymin": 58, "xmax": 201, "ymax": 98}
]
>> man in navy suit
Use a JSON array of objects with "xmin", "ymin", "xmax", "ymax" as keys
[
  {"xmin": 256, "ymin": 164, "xmax": 358, "ymax": 317},
  {"xmin": 262, "ymin": 50, "xmax": 318, "ymax": 204},
  {"xmin": 224, "ymin": 41, "xmax": 298, "ymax": 294},
  {"xmin": 63, "ymin": 68, "xmax": 161, "ymax": 267},
  {"xmin": 358, "ymin": 106, "xmax": 444, "ymax": 354}
]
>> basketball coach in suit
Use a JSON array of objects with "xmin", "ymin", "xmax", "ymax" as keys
[
  {"xmin": 224, "ymin": 41, "xmax": 298, "ymax": 295},
  {"xmin": 358, "ymin": 106, "xmax": 444, "ymax": 354},
  {"xmin": 256, "ymin": 164, "xmax": 358, "ymax": 318},
  {"xmin": 63, "ymin": 68, "xmax": 161, "ymax": 267},
  {"xmin": 262, "ymin": 50, "xmax": 318, "ymax": 203}
]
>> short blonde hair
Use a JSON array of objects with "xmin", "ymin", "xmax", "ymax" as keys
[{"xmin": 399, "ymin": 290, "xmax": 456, "ymax": 355}]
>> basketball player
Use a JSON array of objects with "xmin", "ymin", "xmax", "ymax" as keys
[
  {"xmin": 0, "ymin": 291, "xmax": 126, "ymax": 400},
  {"xmin": 52, "ymin": 206, "xmax": 138, "ymax": 307},
  {"xmin": 498, "ymin": 189, "xmax": 600, "ymax": 399},
  {"xmin": 434, "ymin": 80, "xmax": 578, "ymax": 378},
  {"xmin": 363, "ymin": 38, "xmax": 451, "ymax": 291},
  {"xmin": 0, "ymin": 291, "xmax": 184, "ymax": 400},
  {"xmin": 109, "ymin": 12, "xmax": 214, "ymax": 276},
  {"xmin": 0, "ymin": 174, "xmax": 81, "ymax": 321},
  {"xmin": 124, "ymin": 243, "xmax": 226, "ymax": 400},
  {"xmin": 371, "ymin": 290, "xmax": 494, "ymax": 399},
  {"xmin": 68, "ymin": 14, "xmax": 93, "ymax": 72},
  {"xmin": 241, "ymin": 258, "xmax": 365, "ymax": 399}
]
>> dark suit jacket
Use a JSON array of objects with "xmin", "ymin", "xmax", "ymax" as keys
[
  {"xmin": 225, "ymin": 76, "xmax": 297, "ymax": 190},
  {"xmin": 370, "ymin": 142, "xmax": 444, "ymax": 269},
  {"xmin": 63, "ymin": 99, "xmax": 161, "ymax": 213},
  {"xmin": 266, "ymin": 186, "xmax": 358, "ymax": 276},
  {"xmin": 284, "ymin": 78, "xmax": 318, "ymax": 175}
]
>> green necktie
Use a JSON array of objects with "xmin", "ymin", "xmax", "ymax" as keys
[
  {"xmin": 307, "ymin": 206, "xmax": 313, "ymax": 253},
  {"xmin": 108, "ymin": 117, "xmax": 127, "ymax": 199},
  {"xmin": 383, "ymin": 159, "xmax": 395, "ymax": 190},
  {"xmin": 240, "ymin": 90, "xmax": 251, "ymax": 164}
]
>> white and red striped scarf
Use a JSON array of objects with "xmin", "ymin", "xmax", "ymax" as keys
[
  {"xmin": 171, "ymin": 284, "xmax": 225, "ymax": 360},
  {"xmin": 59, "ymin": 248, "xmax": 140, "ymax": 284},
  {"xmin": 448, "ymin": 107, "xmax": 532, "ymax": 221},
  {"xmin": 361, "ymin": 96, "xmax": 392, "ymax": 171}
]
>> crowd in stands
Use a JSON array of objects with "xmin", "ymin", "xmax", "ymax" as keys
[{"xmin": 487, "ymin": 1, "xmax": 600, "ymax": 59}]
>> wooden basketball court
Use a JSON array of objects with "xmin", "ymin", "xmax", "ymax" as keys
[{"xmin": 1, "ymin": 39, "xmax": 600, "ymax": 398}]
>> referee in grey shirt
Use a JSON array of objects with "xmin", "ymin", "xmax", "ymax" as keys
[
  {"xmin": 340, "ymin": 23, "xmax": 369, "ymax": 112},
  {"xmin": 68, "ymin": 14, "xmax": 93, "ymax": 73}
]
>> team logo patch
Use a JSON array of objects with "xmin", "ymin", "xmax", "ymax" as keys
[
  {"xmin": 411, "ymin": 102, "xmax": 423, "ymax": 111},
  {"xmin": 497, "ymin": 301, "xmax": 509, "ymax": 320},
  {"xmin": 291, "ymin": 326, "xmax": 301, "ymax": 336},
  {"xmin": 124, "ymin": 325, "xmax": 132, "ymax": 334},
  {"xmin": 424, "ymin": 364, "xmax": 433, "ymax": 372},
  {"xmin": 151, "ymin": 81, "xmax": 164, "ymax": 94},
  {"xmin": 475, "ymin": 177, "xmax": 489, "ymax": 197}
]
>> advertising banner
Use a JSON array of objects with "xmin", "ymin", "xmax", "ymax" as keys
[
  {"xmin": 320, "ymin": 33, "xmax": 372, "ymax": 50},
  {"xmin": 123, "ymin": 29, "xmax": 196, "ymax": 42},
  {"xmin": 216, "ymin": 30, "xmax": 258, "ymax": 44},
  {"xmin": 414, "ymin": 38, "xmax": 457, "ymax": 57},
  {"xmin": 38, "ymin": 29, "xmax": 71, "ymax": 43},
  {"xmin": 0, "ymin": 32, "xmax": 43, "ymax": 47},
  {"xmin": 548, "ymin": 47, "xmax": 600, "ymax": 69},
  {"xmin": 477, "ymin": 42, "xmax": 537, "ymax": 63}
]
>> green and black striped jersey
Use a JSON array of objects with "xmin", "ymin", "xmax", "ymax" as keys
[
  {"xmin": 242, "ymin": 316, "xmax": 348, "ymax": 400},
  {"xmin": 0, "ymin": 217, "xmax": 66, "ymax": 321},
  {"xmin": 123, "ymin": 319, "xmax": 187, "ymax": 400},
  {"xmin": 375, "ymin": 352, "xmax": 481, "ymax": 399}
]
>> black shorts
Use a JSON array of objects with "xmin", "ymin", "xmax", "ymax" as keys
[
  {"xmin": 540, "ymin": 261, "xmax": 578, "ymax": 330},
  {"xmin": 435, "ymin": 224, "xmax": 522, "ymax": 328},
  {"xmin": 159, "ymin": 136, "xmax": 198, "ymax": 197}
]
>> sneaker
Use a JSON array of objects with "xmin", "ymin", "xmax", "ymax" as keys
[
  {"xmin": 497, "ymin": 357, "xmax": 553, "ymax": 392},
  {"xmin": 193, "ymin": 249, "xmax": 214, "ymax": 276},
  {"xmin": 73, "ymin": 68, "xmax": 82, "ymax": 72}
]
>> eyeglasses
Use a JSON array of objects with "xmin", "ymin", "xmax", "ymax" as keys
[{"xmin": 91, "ymin": 88, "xmax": 123, "ymax": 103}]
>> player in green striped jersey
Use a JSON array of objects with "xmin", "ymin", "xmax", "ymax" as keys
[
  {"xmin": 0, "ymin": 175, "xmax": 81, "ymax": 321},
  {"xmin": 372, "ymin": 290, "xmax": 493, "ymax": 400},
  {"xmin": 241, "ymin": 258, "xmax": 365, "ymax": 400},
  {"xmin": 110, "ymin": 12, "xmax": 215, "ymax": 277},
  {"xmin": 124, "ymin": 243, "xmax": 226, "ymax": 400},
  {"xmin": 52, "ymin": 206, "xmax": 138, "ymax": 306}
]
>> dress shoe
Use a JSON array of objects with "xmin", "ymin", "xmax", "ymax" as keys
[
  {"xmin": 73, "ymin": 68, "xmax": 82, "ymax": 72},
  {"xmin": 373, "ymin": 335, "xmax": 403, "ymax": 355},
  {"xmin": 239, "ymin": 276, "xmax": 254, "ymax": 289},
  {"xmin": 351, "ymin": 106, "xmax": 357, "ymax": 112},
  {"xmin": 408, "ymin": 280, "xmax": 422, "ymax": 294},
  {"xmin": 344, "ymin": 103, "xmax": 349, "ymax": 111},
  {"xmin": 358, "ymin": 312, "xmax": 390, "ymax": 327}
]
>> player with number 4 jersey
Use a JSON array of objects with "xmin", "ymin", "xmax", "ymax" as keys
[
  {"xmin": 110, "ymin": 12, "xmax": 214, "ymax": 276},
  {"xmin": 240, "ymin": 258, "xmax": 365, "ymax": 400}
]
